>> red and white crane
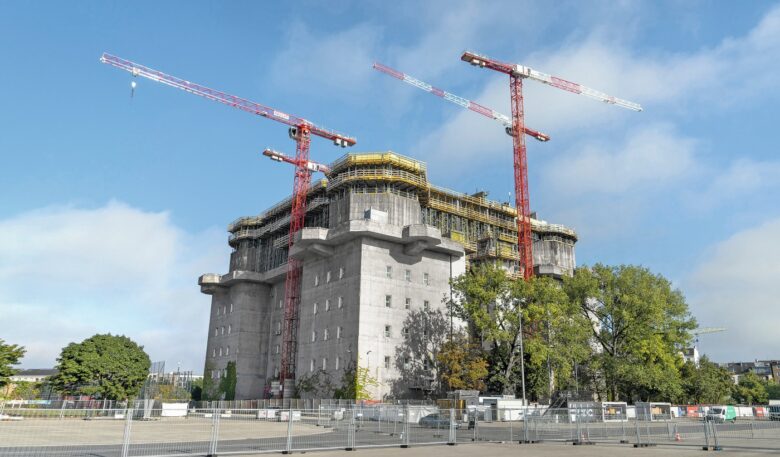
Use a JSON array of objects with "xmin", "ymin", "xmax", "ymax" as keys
[
  {"xmin": 373, "ymin": 62, "xmax": 550, "ymax": 142},
  {"xmin": 100, "ymin": 53, "xmax": 355, "ymax": 397},
  {"xmin": 461, "ymin": 51, "xmax": 641, "ymax": 279}
]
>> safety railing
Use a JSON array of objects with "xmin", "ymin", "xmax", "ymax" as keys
[{"xmin": 2, "ymin": 406, "xmax": 779, "ymax": 456}]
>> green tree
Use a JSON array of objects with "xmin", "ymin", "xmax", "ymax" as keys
[
  {"xmin": 451, "ymin": 264, "xmax": 520, "ymax": 394},
  {"xmin": 452, "ymin": 266, "xmax": 591, "ymax": 397},
  {"xmin": 563, "ymin": 264, "xmax": 696, "ymax": 401},
  {"xmin": 518, "ymin": 276, "xmax": 591, "ymax": 400},
  {"xmin": 190, "ymin": 377, "xmax": 204, "ymax": 401},
  {"xmin": 0, "ymin": 339, "xmax": 26, "ymax": 388},
  {"xmin": 50, "ymin": 334, "xmax": 151, "ymax": 400},
  {"xmin": 734, "ymin": 372, "xmax": 768, "ymax": 405},
  {"xmin": 766, "ymin": 382, "xmax": 780, "ymax": 400},
  {"xmin": 680, "ymin": 356, "xmax": 734, "ymax": 404},
  {"xmin": 9, "ymin": 381, "xmax": 41, "ymax": 400},
  {"xmin": 218, "ymin": 361, "xmax": 237, "ymax": 401}
]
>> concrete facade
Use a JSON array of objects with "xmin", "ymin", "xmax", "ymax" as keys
[{"xmin": 199, "ymin": 152, "xmax": 576, "ymax": 400}]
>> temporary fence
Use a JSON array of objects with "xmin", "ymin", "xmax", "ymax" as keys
[{"xmin": 2, "ymin": 406, "xmax": 780, "ymax": 456}]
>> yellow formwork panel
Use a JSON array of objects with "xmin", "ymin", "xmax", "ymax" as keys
[{"xmin": 330, "ymin": 152, "xmax": 425, "ymax": 174}]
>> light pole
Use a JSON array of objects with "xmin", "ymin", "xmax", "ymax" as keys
[{"xmin": 518, "ymin": 309, "xmax": 527, "ymax": 406}]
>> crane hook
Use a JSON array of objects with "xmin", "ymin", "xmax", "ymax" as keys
[{"xmin": 130, "ymin": 80, "xmax": 137, "ymax": 98}]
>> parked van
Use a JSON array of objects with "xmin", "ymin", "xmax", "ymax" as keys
[{"xmin": 706, "ymin": 405, "xmax": 736, "ymax": 423}]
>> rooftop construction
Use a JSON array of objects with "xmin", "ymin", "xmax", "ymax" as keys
[{"xmin": 199, "ymin": 151, "xmax": 577, "ymax": 399}]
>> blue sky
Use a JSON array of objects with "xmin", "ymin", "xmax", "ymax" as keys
[{"xmin": 1, "ymin": 1, "xmax": 779, "ymax": 372}]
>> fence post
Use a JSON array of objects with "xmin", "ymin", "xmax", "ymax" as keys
[
  {"xmin": 522, "ymin": 413, "xmax": 529, "ymax": 443},
  {"xmin": 472, "ymin": 409, "xmax": 478, "ymax": 441},
  {"xmin": 711, "ymin": 420, "xmax": 721, "ymax": 451},
  {"xmin": 401, "ymin": 404, "xmax": 410, "ymax": 448},
  {"xmin": 346, "ymin": 410, "xmax": 356, "ymax": 451},
  {"xmin": 509, "ymin": 410, "xmax": 513, "ymax": 442},
  {"xmin": 207, "ymin": 407, "xmax": 219, "ymax": 457},
  {"xmin": 635, "ymin": 417, "xmax": 642, "ymax": 447},
  {"xmin": 283, "ymin": 407, "xmax": 294, "ymax": 454},
  {"xmin": 120, "ymin": 407, "xmax": 133, "ymax": 457},
  {"xmin": 620, "ymin": 417, "xmax": 628, "ymax": 443},
  {"xmin": 448, "ymin": 408, "xmax": 456, "ymax": 445}
]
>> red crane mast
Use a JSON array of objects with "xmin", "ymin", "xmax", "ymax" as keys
[
  {"xmin": 100, "ymin": 53, "xmax": 355, "ymax": 397},
  {"xmin": 460, "ymin": 51, "xmax": 641, "ymax": 279}
]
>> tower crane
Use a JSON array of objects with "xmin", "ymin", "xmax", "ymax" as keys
[
  {"xmin": 461, "ymin": 51, "xmax": 642, "ymax": 279},
  {"xmin": 689, "ymin": 327, "xmax": 726, "ymax": 360},
  {"xmin": 373, "ymin": 62, "xmax": 550, "ymax": 142},
  {"xmin": 100, "ymin": 53, "xmax": 355, "ymax": 397}
]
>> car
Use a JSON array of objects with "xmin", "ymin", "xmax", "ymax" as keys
[{"xmin": 419, "ymin": 413, "xmax": 460, "ymax": 429}]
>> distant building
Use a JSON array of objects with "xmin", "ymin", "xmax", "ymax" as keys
[
  {"xmin": 9, "ymin": 369, "xmax": 57, "ymax": 383},
  {"xmin": 720, "ymin": 360, "xmax": 780, "ymax": 383}
]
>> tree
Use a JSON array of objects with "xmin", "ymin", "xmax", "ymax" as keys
[
  {"xmin": 218, "ymin": 361, "xmax": 237, "ymax": 401},
  {"xmin": 391, "ymin": 309, "xmax": 450, "ymax": 398},
  {"xmin": 452, "ymin": 265, "xmax": 591, "ymax": 397},
  {"xmin": 766, "ymin": 382, "xmax": 780, "ymax": 400},
  {"xmin": 451, "ymin": 264, "xmax": 520, "ymax": 394},
  {"xmin": 563, "ymin": 264, "xmax": 696, "ymax": 401},
  {"xmin": 680, "ymin": 356, "xmax": 734, "ymax": 404},
  {"xmin": 190, "ymin": 378, "xmax": 204, "ymax": 401},
  {"xmin": 296, "ymin": 369, "xmax": 335, "ymax": 398},
  {"xmin": 0, "ymin": 339, "xmax": 26, "ymax": 388},
  {"xmin": 333, "ymin": 358, "xmax": 380, "ymax": 400},
  {"xmin": 734, "ymin": 372, "xmax": 768, "ymax": 405},
  {"xmin": 436, "ymin": 335, "xmax": 488, "ymax": 392},
  {"xmin": 50, "ymin": 334, "xmax": 151, "ymax": 400}
]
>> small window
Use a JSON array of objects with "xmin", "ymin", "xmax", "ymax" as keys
[
  {"xmin": 229, "ymin": 303, "xmax": 233, "ymax": 313},
  {"xmin": 322, "ymin": 358, "xmax": 327, "ymax": 370},
  {"xmin": 385, "ymin": 295, "xmax": 392, "ymax": 308},
  {"xmin": 216, "ymin": 306, "xmax": 220, "ymax": 316},
  {"xmin": 223, "ymin": 305, "xmax": 227, "ymax": 314},
  {"xmin": 219, "ymin": 347, "xmax": 223, "ymax": 357},
  {"xmin": 403, "ymin": 327, "xmax": 410, "ymax": 336},
  {"xmin": 325, "ymin": 299, "xmax": 330, "ymax": 311},
  {"xmin": 313, "ymin": 302, "xmax": 318, "ymax": 314},
  {"xmin": 278, "ymin": 299, "xmax": 283, "ymax": 309},
  {"xmin": 324, "ymin": 328, "xmax": 329, "ymax": 341},
  {"xmin": 424, "ymin": 300, "xmax": 430, "ymax": 311},
  {"xmin": 386, "ymin": 266, "xmax": 392, "ymax": 278},
  {"xmin": 405, "ymin": 298, "xmax": 411, "ymax": 310},
  {"xmin": 384, "ymin": 356, "xmax": 391, "ymax": 369},
  {"xmin": 384, "ymin": 325, "xmax": 391, "ymax": 338},
  {"xmin": 338, "ymin": 296, "xmax": 343, "ymax": 308},
  {"xmin": 326, "ymin": 270, "xmax": 331, "ymax": 283},
  {"xmin": 423, "ymin": 273, "xmax": 429, "ymax": 286},
  {"xmin": 339, "ymin": 267, "xmax": 344, "ymax": 279},
  {"xmin": 212, "ymin": 348, "xmax": 216, "ymax": 358},
  {"xmin": 214, "ymin": 328, "xmax": 218, "ymax": 337},
  {"xmin": 275, "ymin": 344, "xmax": 280, "ymax": 354},
  {"xmin": 274, "ymin": 367, "xmax": 279, "ymax": 378},
  {"xmin": 337, "ymin": 326, "xmax": 342, "ymax": 339},
  {"xmin": 310, "ymin": 359, "xmax": 315, "ymax": 372},
  {"xmin": 403, "ymin": 357, "xmax": 410, "ymax": 370},
  {"xmin": 221, "ymin": 326, "xmax": 225, "ymax": 335},
  {"xmin": 228, "ymin": 325, "xmax": 232, "ymax": 334},
  {"xmin": 424, "ymin": 359, "xmax": 431, "ymax": 370},
  {"xmin": 335, "ymin": 356, "xmax": 340, "ymax": 370},
  {"xmin": 405, "ymin": 269, "xmax": 411, "ymax": 282},
  {"xmin": 314, "ymin": 274, "xmax": 319, "ymax": 287},
  {"xmin": 276, "ymin": 322, "xmax": 281, "ymax": 335},
  {"xmin": 226, "ymin": 346, "xmax": 230, "ymax": 356},
  {"xmin": 311, "ymin": 331, "xmax": 317, "ymax": 342}
]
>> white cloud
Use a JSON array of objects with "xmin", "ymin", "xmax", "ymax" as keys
[
  {"xmin": 543, "ymin": 123, "xmax": 698, "ymax": 195},
  {"xmin": 412, "ymin": 4, "xmax": 780, "ymax": 177},
  {"xmin": 686, "ymin": 217, "xmax": 780, "ymax": 361},
  {"xmin": 0, "ymin": 202, "xmax": 227, "ymax": 373},
  {"xmin": 685, "ymin": 158, "xmax": 780, "ymax": 211}
]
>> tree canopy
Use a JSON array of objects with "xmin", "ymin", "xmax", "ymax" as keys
[
  {"xmin": 0, "ymin": 339, "xmax": 26, "ymax": 388},
  {"xmin": 563, "ymin": 264, "xmax": 696, "ymax": 401},
  {"xmin": 50, "ymin": 334, "xmax": 150, "ymax": 400},
  {"xmin": 679, "ymin": 356, "xmax": 734, "ymax": 404}
]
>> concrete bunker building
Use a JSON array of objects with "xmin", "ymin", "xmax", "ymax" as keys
[{"xmin": 199, "ymin": 152, "xmax": 577, "ymax": 400}]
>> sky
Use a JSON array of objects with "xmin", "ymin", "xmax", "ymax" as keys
[{"xmin": 1, "ymin": 1, "xmax": 779, "ymax": 373}]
